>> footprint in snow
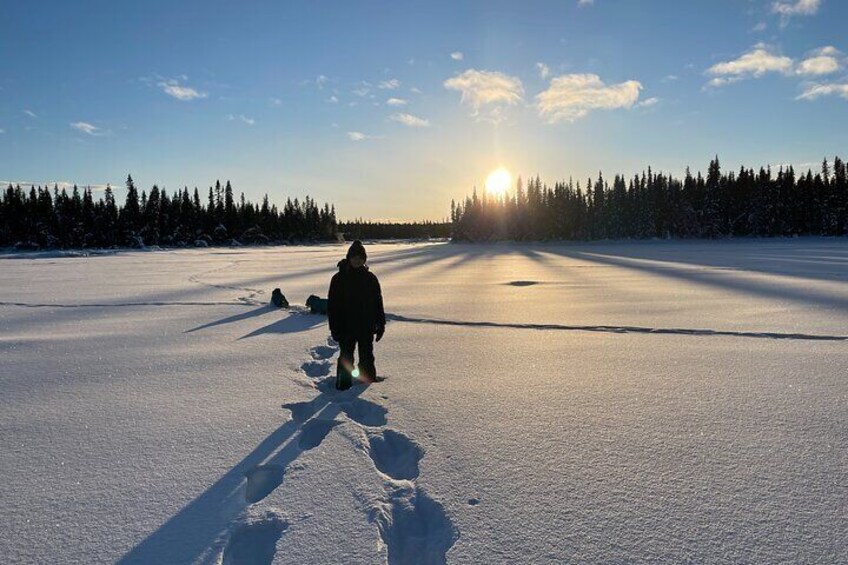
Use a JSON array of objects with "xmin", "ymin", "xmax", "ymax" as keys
[
  {"xmin": 372, "ymin": 484, "xmax": 457, "ymax": 565},
  {"xmin": 300, "ymin": 360, "xmax": 331, "ymax": 378},
  {"xmin": 281, "ymin": 401, "xmax": 316, "ymax": 423},
  {"xmin": 221, "ymin": 511, "xmax": 288, "ymax": 565},
  {"xmin": 310, "ymin": 342, "xmax": 337, "ymax": 361},
  {"xmin": 367, "ymin": 429, "xmax": 424, "ymax": 481},
  {"xmin": 244, "ymin": 465, "xmax": 286, "ymax": 504},
  {"xmin": 340, "ymin": 398, "xmax": 388, "ymax": 427}
]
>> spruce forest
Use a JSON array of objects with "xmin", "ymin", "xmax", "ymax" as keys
[
  {"xmin": 452, "ymin": 157, "xmax": 848, "ymax": 241},
  {"xmin": 0, "ymin": 176, "xmax": 338, "ymax": 249},
  {"xmin": 2, "ymin": 156, "xmax": 847, "ymax": 249}
]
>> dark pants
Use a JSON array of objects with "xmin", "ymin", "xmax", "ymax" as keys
[{"xmin": 337, "ymin": 335, "xmax": 376, "ymax": 388}]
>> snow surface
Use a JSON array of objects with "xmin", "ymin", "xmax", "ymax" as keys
[{"xmin": 1, "ymin": 239, "xmax": 846, "ymax": 564}]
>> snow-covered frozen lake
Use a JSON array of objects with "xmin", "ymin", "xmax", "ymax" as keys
[{"xmin": 1, "ymin": 239, "xmax": 846, "ymax": 564}]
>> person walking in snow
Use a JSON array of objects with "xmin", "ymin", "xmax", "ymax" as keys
[{"xmin": 328, "ymin": 240, "xmax": 386, "ymax": 390}]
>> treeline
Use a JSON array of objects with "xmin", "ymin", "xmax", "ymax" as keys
[
  {"xmin": 0, "ymin": 175, "xmax": 338, "ymax": 249},
  {"xmin": 340, "ymin": 220, "xmax": 452, "ymax": 240},
  {"xmin": 452, "ymin": 157, "xmax": 848, "ymax": 241}
]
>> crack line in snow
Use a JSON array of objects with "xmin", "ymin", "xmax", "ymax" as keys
[{"xmin": 386, "ymin": 314, "xmax": 848, "ymax": 342}]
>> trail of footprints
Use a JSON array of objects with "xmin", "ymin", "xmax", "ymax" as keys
[{"xmin": 216, "ymin": 336, "xmax": 457, "ymax": 564}]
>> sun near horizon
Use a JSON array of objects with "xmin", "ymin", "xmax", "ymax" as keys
[{"xmin": 485, "ymin": 167, "xmax": 513, "ymax": 198}]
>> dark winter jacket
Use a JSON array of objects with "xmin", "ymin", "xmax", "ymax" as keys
[{"xmin": 328, "ymin": 259, "xmax": 386, "ymax": 339}]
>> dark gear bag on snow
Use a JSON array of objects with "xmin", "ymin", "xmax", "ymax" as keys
[
  {"xmin": 270, "ymin": 288, "xmax": 289, "ymax": 308},
  {"xmin": 306, "ymin": 294, "xmax": 329, "ymax": 315}
]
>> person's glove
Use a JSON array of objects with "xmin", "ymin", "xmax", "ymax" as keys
[{"xmin": 375, "ymin": 325, "xmax": 385, "ymax": 342}]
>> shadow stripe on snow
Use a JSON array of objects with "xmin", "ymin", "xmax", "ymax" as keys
[{"xmin": 386, "ymin": 314, "xmax": 848, "ymax": 342}]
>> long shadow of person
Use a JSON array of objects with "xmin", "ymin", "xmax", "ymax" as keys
[
  {"xmin": 117, "ymin": 376, "xmax": 382, "ymax": 564},
  {"xmin": 184, "ymin": 305, "xmax": 276, "ymax": 334},
  {"xmin": 238, "ymin": 311, "xmax": 326, "ymax": 339}
]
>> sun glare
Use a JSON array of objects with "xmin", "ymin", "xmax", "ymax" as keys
[{"xmin": 485, "ymin": 167, "xmax": 512, "ymax": 197}]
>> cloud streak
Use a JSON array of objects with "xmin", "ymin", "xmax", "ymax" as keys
[
  {"xmin": 390, "ymin": 113, "xmax": 430, "ymax": 127},
  {"xmin": 70, "ymin": 121, "xmax": 101, "ymax": 135},
  {"xmin": 772, "ymin": 0, "xmax": 820, "ymax": 16},
  {"xmin": 536, "ymin": 73, "xmax": 642, "ymax": 122},
  {"xmin": 378, "ymin": 79, "xmax": 401, "ymax": 90},
  {"xmin": 797, "ymin": 83, "xmax": 848, "ymax": 100},
  {"xmin": 158, "ymin": 79, "xmax": 207, "ymax": 101},
  {"xmin": 226, "ymin": 114, "xmax": 256, "ymax": 125}
]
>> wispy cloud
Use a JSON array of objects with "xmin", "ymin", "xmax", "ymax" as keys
[
  {"xmin": 352, "ymin": 82, "xmax": 372, "ymax": 97},
  {"xmin": 327, "ymin": 95, "xmax": 339, "ymax": 103},
  {"xmin": 796, "ymin": 46, "xmax": 842, "ymax": 76},
  {"xmin": 70, "ymin": 121, "xmax": 102, "ymax": 135},
  {"xmin": 450, "ymin": 52, "xmax": 464, "ymax": 61},
  {"xmin": 796, "ymin": 82, "xmax": 848, "ymax": 100},
  {"xmin": 390, "ymin": 113, "xmax": 430, "ymax": 127},
  {"xmin": 536, "ymin": 73, "xmax": 642, "ymax": 123},
  {"xmin": 752, "ymin": 21, "xmax": 768, "ymax": 32},
  {"xmin": 386, "ymin": 97, "xmax": 408, "ymax": 106},
  {"xmin": 0, "ymin": 129, "xmax": 5, "ymax": 134},
  {"xmin": 347, "ymin": 131, "xmax": 370, "ymax": 141},
  {"xmin": 269, "ymin": 97, "xmax": 283, "ymax": 107},
  {"xmin": 578, "ymin": 0, "xmax": 595, "ymax": 6},
  {"xmin": 378, "ymin": 79, "xmax": 401, "ymax": 90},
  {"xmin": 636, "ymin": 97, "xmax": 660, "ymax": 108},
  {"xmin": 158, "ymin": 78, "xmax": 207, "ymax": 101},
  {"xmin": 24, "ymin": 109, "xmax": 37, "ymax": 118},
  {"xmin": 300, "ymin": 75, "xmax": 330, "ymax": 89},
  {"xmin": 772, "ymin": 0, "xmax": 821, "ymax": 16},
  {"xmin": 705, "ymin": 43, "xmax": 793, "ymax": 87},
  {"xmin": 444, "ymin": 69, "xmax": 524, "ymax": 122},
  {"xmin": 226, "ymin": 114, "xmax": 255, "ymax": 125},
  {"xmin": 536, "ymin": 62, "xmax": 551, "ymax": 79}
]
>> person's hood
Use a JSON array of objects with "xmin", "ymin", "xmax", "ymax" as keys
[{"xmin": 337, "ymin": 258, "xmax": 369, "ymax": 272}]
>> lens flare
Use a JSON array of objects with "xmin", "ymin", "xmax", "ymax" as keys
[{"xmin": 352, "ymin": 368, "xmax": 360, "ymax": 378}]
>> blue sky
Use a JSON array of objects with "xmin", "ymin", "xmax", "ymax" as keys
[{"xmin": 2, "ymin": 0, "xmax": 847, "ymax": 220}]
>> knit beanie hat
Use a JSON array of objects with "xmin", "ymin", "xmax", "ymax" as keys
[{"xmin": 347, "ymin": 240, "xmax": 367, "ymax": 261}]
